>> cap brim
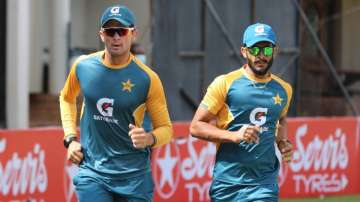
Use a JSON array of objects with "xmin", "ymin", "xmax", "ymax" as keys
[
  {"xmin": 246, "ymin": 37, "xmax": 276, "ymax": 47},
  {"xmin": 102, "ymin": 17, "xmax": 132, "ymax": 27}
]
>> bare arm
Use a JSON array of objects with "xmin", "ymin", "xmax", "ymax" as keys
[
  {"xmin": 189, "ymin": 107, "xmax": 259, "ymax": 144},
  {"xmin": 276, "ymin": 117, "xmax": 293, "ymax": 162},
  {"xmin": 276, "ymin": 117, "xmax": 288, "ymax": 141}
]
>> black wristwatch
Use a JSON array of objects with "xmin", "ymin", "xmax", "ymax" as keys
[{"xmin": 63, "ymin": 135, "xmax": 78, "ymax": 148}]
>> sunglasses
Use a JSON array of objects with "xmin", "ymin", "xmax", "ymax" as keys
[
  {"xmin": 247, "ymin": 46, "xmax": 274, "ymax": 57},
  {"xmin": 101, "ymin": 27, "xmax": 134, "ymax": 37}
]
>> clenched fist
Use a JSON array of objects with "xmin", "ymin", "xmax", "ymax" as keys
[
  {"xmin": 233, "ymin": 124, "xmax": 260, "ymax": 144},
  {"xmin": 128, "ymin": 124, "xmax": 155, "ymax": 149},
  {"xmin": 277, "ymin": 139, "xmax": 293, "ymax": 163}
]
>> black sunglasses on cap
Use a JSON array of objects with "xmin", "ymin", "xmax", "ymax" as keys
[{"xmin": 101, "ymin": 27, "xmax": 134, "ymax": 37}]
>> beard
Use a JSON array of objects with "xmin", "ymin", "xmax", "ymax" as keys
[{"xmin": 247, "ymin": 58, "xmax": 273, "ymax": 76}]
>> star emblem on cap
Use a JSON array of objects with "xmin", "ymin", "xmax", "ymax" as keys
[
  {"xmin": 122, "ymin": 79, "xmax": 135, "ymax": 92},
  {"xmin": 272, "ymin": 93, "xmax": 283, "ymax": 106}
]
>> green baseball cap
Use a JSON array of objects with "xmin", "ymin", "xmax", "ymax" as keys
[{"xmin": 100, "ymin": 5, "xmax": 136, "ymax": 28}]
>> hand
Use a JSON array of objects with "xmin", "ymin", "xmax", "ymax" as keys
[
  {"xmin": 277, "ymin": 139, "xmax": 293, "ymax": 163},
  {"xmin": 234, "ymin": 125, "xmax": 260, "ymax": 144},
  {"xmin": 67, "ymin": 141, "xmax": 83, "ymax": 166},
  {"xmin": 129, "ymin": 124, "xmax": 154, "ymax": 149}
]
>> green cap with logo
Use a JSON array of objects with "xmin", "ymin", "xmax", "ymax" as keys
[{"xmin": 100, "ymin": 5, "xmax": 136, "ymax": 28}]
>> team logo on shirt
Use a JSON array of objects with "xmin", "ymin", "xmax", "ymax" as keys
[
  {"xmin": 249, "ymin": 107, "xmax": 269, "ymax": 133},
  {"xmin": 94, "ymin": 98, "xmax": 119, "ymax": 124},
  {"xmin": 96, "ymin": 98, "xmax": 114, "ymax": 117},
  {"xmin": 122, "ymin": 79, "xmax": 135, "ymax": 92},
  {"xmin": 272, "ymin": 93, "xmax": 283, "ymax": 106},
  {"xmin": 250, "ymin": 107, "xmax": 268, "ymax": 126}
]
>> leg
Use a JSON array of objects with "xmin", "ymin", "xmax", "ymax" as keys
[
  {"xmin": 113, "ymin": 193, "xmax": 153, "ymax": 202},
  {"xmin": 245, "ymin": 184, "xmax": 279, "ymax": 202},
  {"xmin": 209, "ymin": 179, "xmax": 242, "ymax": 202},
  {"xmin": 73, "ymin": 173, "xmax": 114, "ymax": 202},
  {"xmin": 210, "ymin": 180, "xmax": 279, "ymax": 202},
  {"xmin": 110, "ymin": 173, "xmax": 154, "ymax": 202}
]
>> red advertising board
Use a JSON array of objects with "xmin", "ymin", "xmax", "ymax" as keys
[
  {"xmin": 152, "ymin": 123, "xmax": 214, "ymax": 202},
  {"xmin": 0, "ymin": 129, "xmax": 77, "ymax": 202},
  {"xmin": 1, "ymin": 117, "xmax": 360, "ymax": 201},
  {"xmin": 279, "ymin": 117, "xmax": 360, "ymax": 198},
  {"xmin": 152, "ymin": 118, "xmax": 360, "ymax": 201}
]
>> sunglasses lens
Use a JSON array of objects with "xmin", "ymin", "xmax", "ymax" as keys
[
  {"xmin": 249, "ymin": 47, "xmax": 260, "ymax": 56},
  {"xmin": 118, "ymin": 28, "xmax": 129, "ymax": 36},
  {"xmin": 248, "ymin": 46, "xmax": 273, "ymax": 56},
  {"xmin": 104, "ymin": 28, "xmax": 130, "ymax": 37},
  {"xmin": 263, "ymin": 47, "xmax": 273, "ymax": 56},
  {"xmin": 104, "ymin": 29, "xmax": 116, "ymax": 37}
]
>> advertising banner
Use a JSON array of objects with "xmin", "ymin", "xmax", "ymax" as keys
[
  {"xmin": 279, "ymin": 117, "xmax": 360, "ymax": 198},
  {"xmin": 0, "ymin": 129, "xmax": 77, "ymax": 202},
  {"xmin": 1, "ymin": 117, "xmax": 360, "ymax": 201},
  {"xmin": 152, "ymin": 118, "xmax": 360, "ymax": 201},
  {"xmin": 152, "ymin": 123, "xmax": 215, "ymax": 202}
]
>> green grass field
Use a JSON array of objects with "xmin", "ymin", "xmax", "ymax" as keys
[{"xmin": 280, "ymin": 195, "xmax": 360, "ymax": 202}]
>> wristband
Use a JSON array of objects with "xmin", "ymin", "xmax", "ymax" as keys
[{"xmin": 63, "ymin": 135, "xmax": 77, "ymax": 148}]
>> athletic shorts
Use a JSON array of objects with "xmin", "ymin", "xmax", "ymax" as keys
[
  {"xmin": 73, "ymin": 169, "xmax": 154, "ymax": 202},
  {"xmin": 209, "ymin": 179, "xmax": 279, "ymax": 202}
]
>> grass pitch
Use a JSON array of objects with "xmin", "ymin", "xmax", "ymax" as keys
[{"xmin": 280, "ymin": 195, "xmax": 360, "ymax": 202}]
